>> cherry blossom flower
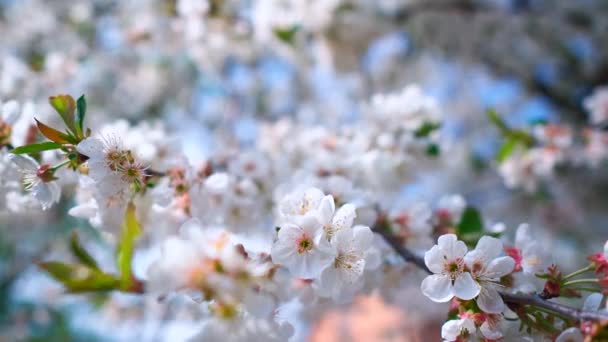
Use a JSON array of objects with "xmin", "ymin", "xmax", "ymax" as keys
[
  {"xmin": 421, "ymin": 234, "xmax": 480, "ymax": 303},
  {"xmin": 441, "ymin": 317, "xmax": 476, "ymax": 341},
  {"xmin": 316, "ymin": 194, "xmax": 356, "ymax": 238},
  {"xmin": 278, "ymin": 187, "xmax": 325, "ymax": 220},
  {"xmin": 271, "ymin": 214, "xmax": 334, "ymax": 279},
  {"xmin": 465, "ymin": 236, "xmax": 515, "ymax": 313},
  {"xmin": 8, "ymin": 154, "xmax": 60, "ymax": 210},
  {"xmin": 505, "ymin": 224, "xmax": 548, "ymax": 293},
  {"xmin": 317, "ymin": 225, "xmax": 375, "ymax": 301}
]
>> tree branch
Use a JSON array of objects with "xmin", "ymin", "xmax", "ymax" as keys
[{"xmin": 372, "ymin": 223, "xmax": 608, "ymax": 323}]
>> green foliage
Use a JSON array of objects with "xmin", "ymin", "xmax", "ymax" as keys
[
  {"xmin": 10, "ymin": 142, "xmax": 63, "ymax": 155},
  {"xmin": 457, "ymin": 207, "xmax": 484, "ymax": 235},
  {"xmin": 38, "ymin": 262, "xmax": 119, "ymax": 293},
  {"xmin": 486, "ymin": 108, "xmax": 535, "ymax": 163},
  {"xmin": 426, "ymin": 143, "xmax": 440, "ymax": 156},
  {"xmin": 76, "ymin": 95, "xmax": 86, "ymax": 135},
  {"xmin": 69, "ymin": 233, "xmax": 99, "ymax": 270},
  {"xmin": 414, "ymin": 122, "xmax": 441, "ymax": 138},
  {"xmin": 116, "ymin": 202, "xmax": 142, "ymax": 290},
  {"xmin": 37, "ymin": 203, "xmax": 143, "ymax": 294},
  {"xmin": 455, "ymin": 206, "xmax": 496, "ymax": 246},
  {"xmin": 274, "ymin": 26, "xmax": 299, "ymax": 44},
  {"xmin": 49, "ymin": 95, "xmax": 77, "ymax": 134}
]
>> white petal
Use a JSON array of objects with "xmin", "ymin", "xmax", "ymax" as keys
[
  {"xmin": 8, "ymin": 154, "xmax": 38, "ymax": 172},
  {"xmin": 424, "ymin": 245, "xmax": 445, "ymax": 274},
  {"xmin": 441, "ymin": 320, "xmax": 461, "ymax": 341},
  {"xmin": 476, "ymin": 286, "xmax": 504, "ymax": 313},
  {"xmin": 421, "ymin": 274, "xmax": 453, "ymax": 302},
  {"xmin": 485, "ymin": 256, "xmax": 515, "ymax": 278},
  {"xmin": 452, "ymin": 272, "xmax": 481, "ymax": 300},
  {"xmin": 32, "ymin": 182, "xmax": 57, "ymax": 210},
  {"xmin": 474, "ymin": 236, "xmax": 503, "ymax": 260},
  {"xmin": 480, "ymin": 321, "xmax": 503, "ymax": 340},
  {"xmin": 304, "ymin": 187, "xmax": 324, "ymax": 207},
  {"xmin": 317, "ymin": 195, "xmax": 335, "ymax": 225},
  {"xmin": 331, "ymin": 203, "xmax": 356, "ymax": 230},
  {"xmin": 352, "ymin": 225, "xmax": 374, "ymax": 251},
  {"xmin": 583, "ymin": 293, "xmax": 603, "ymax": 312},
  {"xmin": 555, "ymin": 327, "xmax": 583, "ymax": 342},
  {"xmin": 298, "ymin": 214, "xmax": 322, "ymax": 238},
  {"xmin": 438, "ymin": 234, "xmax": 467, "ymax": 259},
  {"xmin": 77, "ymin": 138, "xmax": 105, "ymax": 159}
]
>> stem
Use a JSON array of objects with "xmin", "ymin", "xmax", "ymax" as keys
[
  {"xmin": 570, "ymin": 287, "xmax": 601, "ymax": 293},
  {"xmin": 563, "ymin": 279, "xmax": 599, "ymax": 287},
  {"xmin": 371, "ymin": 223, "xmax": 608, "ymax": 323},
  {"xmin": 563, "ymin": 264, "xmax": 595, "ymax": 281},
  {"xmin": 51, "ymin": 159, "xmax": 71, "ymax": 171}
]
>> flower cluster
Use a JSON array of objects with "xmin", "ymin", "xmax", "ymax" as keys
[
  {"xmin": 494, "ymin": 84, "xmax": 608, "ymax": 192},
  {"xmin": 272, "ymin": 187, "xmax": 381, "ymax": 302},
  {"xmin": 422, "ymin": 234, "xmax": 515, "ymax": 313}
]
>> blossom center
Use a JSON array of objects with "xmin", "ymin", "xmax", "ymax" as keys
[
  {"xmin": 296, "ymin": 235, "xmax": 313, "ymax": 254},
  {"xmin": 443, "ymin": 258, "xmax": 465, "ymax": 280}
]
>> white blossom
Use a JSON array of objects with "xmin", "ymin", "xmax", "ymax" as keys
[
  {"xmin": 465, "ymin": 236, "xmax": 515, "ymax": 313},
  {"xmin": 271, "ymin": 214, "xmax": 334, "ymax": 278},
  {"xmin": 8, "ymin": 154, "xmax": 60, "ymax": 210},
  {"xmin": 421, "ymin": 234, "xmax": 480, "ymax": 302}
]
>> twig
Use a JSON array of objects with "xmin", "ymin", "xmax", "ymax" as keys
[{"xmin": 372, "ymin": 223, "xmax": 608, "ymax": 323}]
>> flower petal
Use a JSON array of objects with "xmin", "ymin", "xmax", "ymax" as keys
[
  {"xmin": 452, "ymin": 272, "xmax": 481, "ymax": 300},
  {"xmin": 332, "ymin": 203, "xmax": 356, "ymax": 231},
  {"xmin": 474, "ymin": 236, "xmax": 503, "ymax": 260},
  {"xmin": 555, "ymin": 327, "xmax": 583, "ymax": 342},
  {"xmin": 424, "ymin": 245, "xmax": 445, "ymax": 274},
  {"xmin": 476, "ymin": 286, "xmax": 504, "ymax": 313},
  {"xmin": 77, "ymin": 138, "xmax": 105, "ymax": 159},
  {"xmin": 480, "ymin": 321, "xmax": 503, "ymax": 340},
  {"xmin": 8, "ymin": 154, "xmax": 38, "ymax": 172},
  {"xmin": 421, "ymin": 274, "xmax": 453, "ymax": 302},
  {"xmin": 485, "ymin": 256, "xmax": 515, "ymax": 278},
  {"xmin": 317, "ymin": 195, "xmax": 335, "ymax": 225},
  {"xmin": 438, "ymin": 234, "xmax": 467, "ymax": 259},
  {"xmin": 352, "ymin": 225, "xmax": 374, "ymax": 251}
]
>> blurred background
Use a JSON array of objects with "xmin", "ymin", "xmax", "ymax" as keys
[{"xmin": 1, "ymin": 0, "xmax": 608, "ymax": 340}]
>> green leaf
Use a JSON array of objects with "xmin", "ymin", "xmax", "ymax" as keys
[
  {"xmin": 39, "ymin": 261, "xmax": 120, "ymax": 293},
  {"xmin": 76, "ymin": 95, "xmax": 86, "ymax": 135},
  {"xmin": 49, "ymin": 95, "xmax": 77, "ymax": 134},
  {"xmin": 35, "ymin": 119, "xmax": 75, "ymax": 144},
  {"xmin": 457, "ymin": 206, "xmax": 484, "ymax": 236},
  {"xmin": 486, "ymin": 108, "xmax": 511, "ymax": 136},
  {"xmin": 496, "ymin": 137, "xmax": 519, "ymax": 163},
  {"xmin": 116, "ymin": 202, "xmax": 141, "ymax": 290},
  {"xmin": 273, "ymin": 25, "xmax": 299, "ymax": 44},
  {"xmin": 426, "ymin": 143, "xmax": 440, "ymax": 157},
  {"xmin": 414, "ymin": 122, "xmax": 441, "ymax": 138},
  {"xmin": 11, "ymin": 141, "xmax": 62, "ymax": 154},
  {"xmin": 38, "ymin": 261, "xmax": 75, "ymax": 282},
  {"xmin": 69, "ymin": 232, "xmax": 99, "ymax": 270}
]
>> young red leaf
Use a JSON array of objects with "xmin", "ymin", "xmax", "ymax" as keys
[{"xmin": 35, "ymin": 119, "xmax": 74, "ymax": 144}]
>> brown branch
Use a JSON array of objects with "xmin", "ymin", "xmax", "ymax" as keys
[{"xmin": 372, "ymin": 223, "xmax": 608, "ymax": 323}]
